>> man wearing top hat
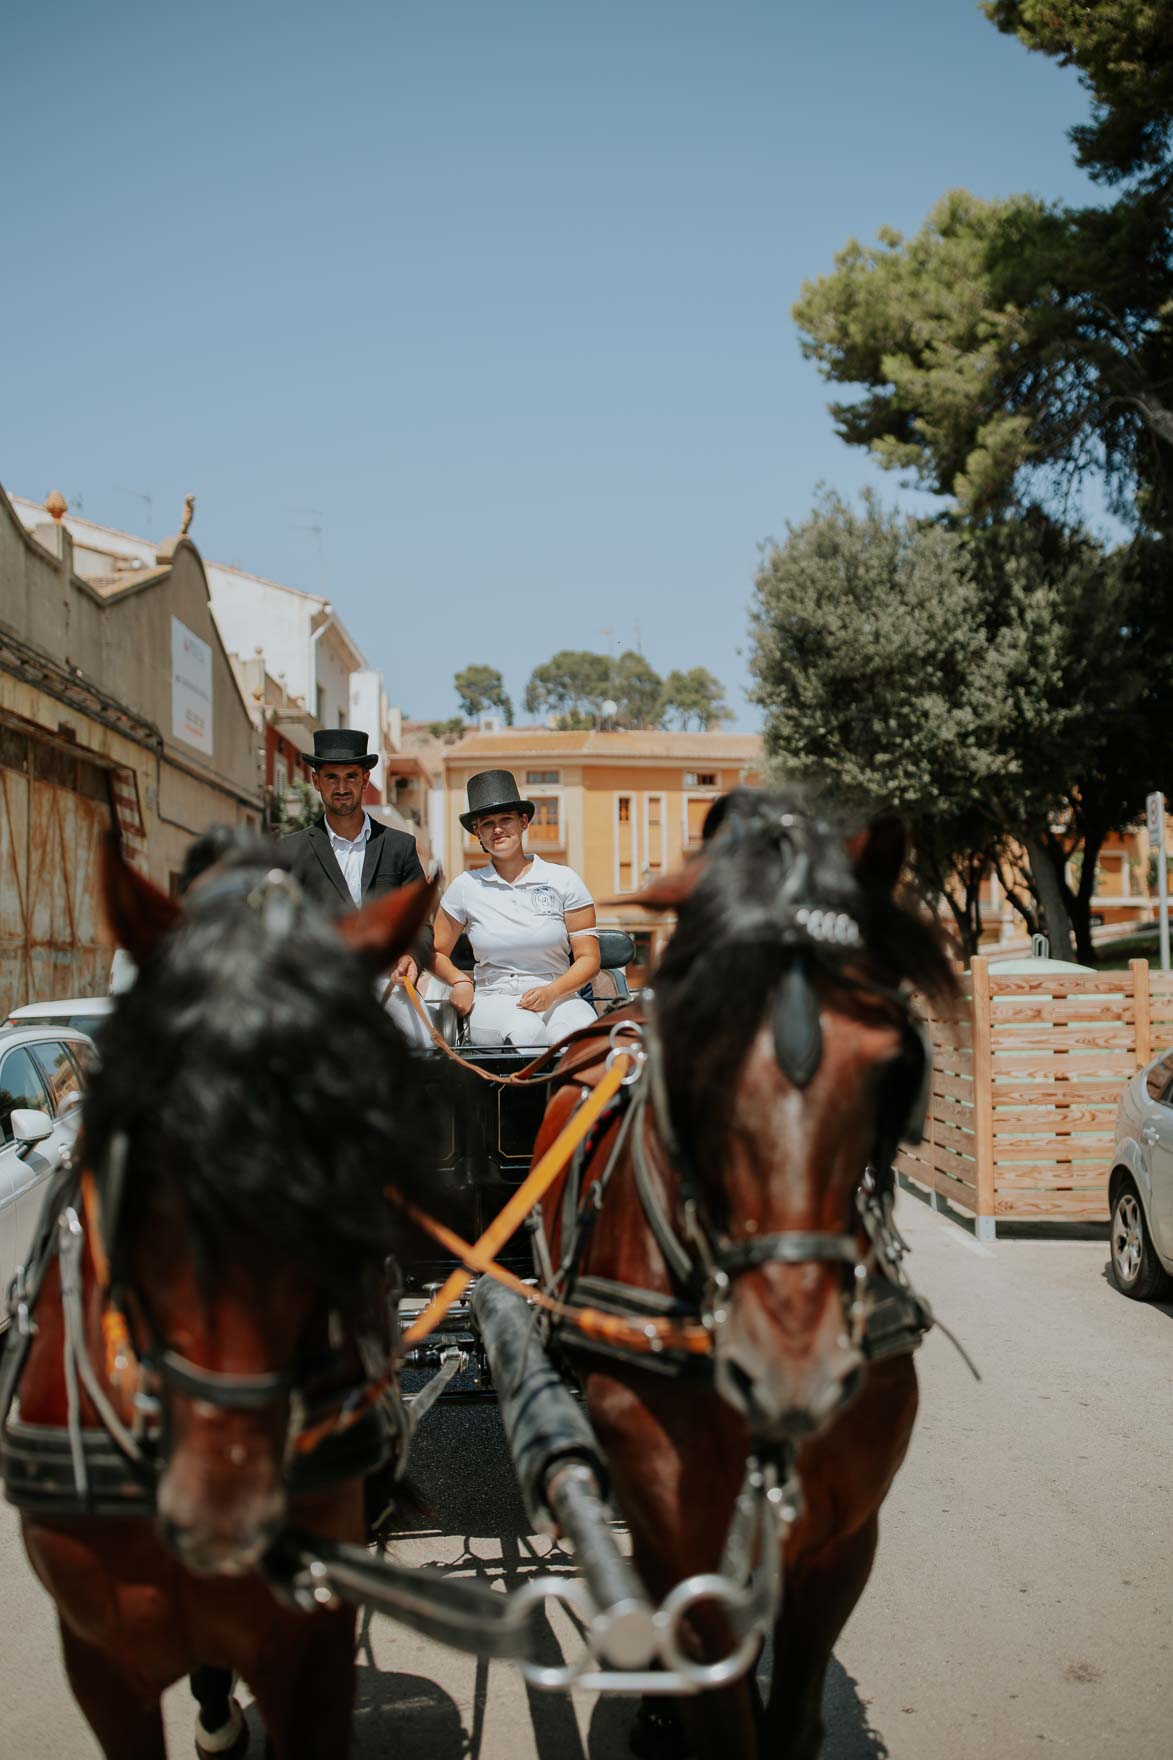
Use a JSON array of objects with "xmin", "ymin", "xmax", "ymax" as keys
[{"xmin": 281, "ymin": 727, "xmax": 434, "ymax": 991}]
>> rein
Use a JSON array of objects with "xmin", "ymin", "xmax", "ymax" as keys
[{"xmin": 398, "ymin": 976, "xmax": 616, "ymax": 1089}]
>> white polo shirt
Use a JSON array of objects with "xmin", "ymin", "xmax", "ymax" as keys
[{"xmin": 440, "ymin": 855, "xmax": 596, "ymax": 991}]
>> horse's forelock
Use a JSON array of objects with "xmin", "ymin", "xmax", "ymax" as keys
[
  {"xmin": 83, "ymin": 884, "xmax": 431, "ymax": 1297},
  {"xmin": 653, "ymin": 792, "xmax": 953, "ymax": 1174}
]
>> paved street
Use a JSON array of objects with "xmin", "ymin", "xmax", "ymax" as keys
[{"xmin": 2, "ymin": 1188, "xmax": 1171, "ymax": 1758}]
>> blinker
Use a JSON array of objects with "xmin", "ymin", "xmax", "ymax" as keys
[{"xmin": 771, "ymin": 959, "xmax": 823, "ymax": 1090}]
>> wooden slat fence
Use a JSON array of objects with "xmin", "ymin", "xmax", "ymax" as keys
[{"xmin": 896, "ymin": 956, "xmax": 1173, "ymax": 1237}]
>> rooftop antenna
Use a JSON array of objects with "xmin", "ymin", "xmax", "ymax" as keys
[
  {"xmin": 115, "ymin": 485, "xmax": 154, "ymax": 537},
  {"xmin": 290, "ymin": 506, "xmax": 327, "ymax": 591}
]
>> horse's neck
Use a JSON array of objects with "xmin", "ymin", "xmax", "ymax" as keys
[
  {"xmin": 577, "ymin": 1103, "xmax": 680, "ymax": 1297},
  {"xmin": 14, "ymin": 1249, "xmax": 130, "ymax": 1431}
]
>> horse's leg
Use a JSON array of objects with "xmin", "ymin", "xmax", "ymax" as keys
[
  {"xmin": 191, "ymin": 1665, "xmax": 248, "ymax": 1758},
  {"xmin": 247, "ymin": 1607, "xmax": 357, "ymax": 1760},
  {"xmin": 58, "ymin": 1619, "xmax": 167, "ymax": 1760},
  {"xmin": 587, "ymin": 1375, "xmax": 760, "ymax": 1760},
  {"xmin": 763, "ymin": 1514, "xmax": 878, "ymax": 1760}
]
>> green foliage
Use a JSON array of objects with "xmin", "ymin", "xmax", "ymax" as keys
[
  {"xmin": 428, "ymin": 716, "xmax": 467, "ymax": 743},
  {"xmin": 794, "ymin": 191, "xmax": 1044, "ymax": 517},
  {"xmin": 982, "ymin": 0, "xmax": 1173, "ymax": 184},
  {"xmin": 749, "ymin": 492, "xmax": 1171, "ymax": 956},
  {"xmin": 454, "ymin": 664, "xmax": 513, "ymax": 725},
  {"xmin": 661, "ymin": 667, "xmax": 729, "ymax": 732},
  {"xmin": 795, "ymin": 5, "xmax": 1173, "ymax": 532},
  {"xmin": 614, "ymin": 650, "xmax": 664, "ymax": 728},
  {"xmin": 273, "ymin": 775, "xmax": 317, "ymax": 833},
  {"xmin": 523, "ymin": 649, "xmax": 667, "ymax": 728},
  {"xmin": 524, "ymin": 650, "xmax": 613, "ymax": 722}
]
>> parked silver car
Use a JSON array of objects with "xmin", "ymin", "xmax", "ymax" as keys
[
  {"xmin": 1109, "ymin": 1046, "xmax": 1173, "ymax": 1299},
  {"xmin": 6, "ymin": 996, "xmax": 113, "ymax": 1039},
  {"xmin": 0, "ymin": 1026, "xmax": 95, "ymax": 1313}
]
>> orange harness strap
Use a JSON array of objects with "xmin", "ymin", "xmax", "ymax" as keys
[
  {"xmin": 79, "ymin": 1169, "xmax": 136, "ymax": 1386},
  {"xmin": 398, "ymin": 1052, "xmax": 633, "ymax": 1347},
  {"xmin": 393, "ymin": 1197, "xmax": 711, "ymax": 1359}
]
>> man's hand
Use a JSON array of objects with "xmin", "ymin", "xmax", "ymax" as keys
[
  {"xmin": 519, "ymin": 985, "xmax": 558, "ymax": 1014},
  {"xmin": 392, "ymin": 954, "xmax": 418, "ymax": 986}
]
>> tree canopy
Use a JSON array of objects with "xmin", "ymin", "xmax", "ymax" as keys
[
  {"xmin": 522, "ymin": 649, "xmax": 728, "ymax": 730},
  {"xmin": 982, "ymin": 0, "xmax": 1173, "ymax": 184},
  {"xmin": 794, "ymin": 4, "xmax": 1173, "ymax": 532},
  {"xmin": 454, "ymin": 664, "xmax": 513, "ymax": 725},
  {"xmin": 661, "ymin": 667, "xmax": 729, "ymax": 732},
  {"xmin": 749, "ymin": 491, "xmax": 1168, "ymax": 957},
  {"xmin": 523, "ymin": 650, "xmax": 615, "ymax": 724}
]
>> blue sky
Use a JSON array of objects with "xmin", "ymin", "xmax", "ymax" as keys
[{"xmin": 2, "ymin": 1, "xmax": 1099, "ymax": 729}]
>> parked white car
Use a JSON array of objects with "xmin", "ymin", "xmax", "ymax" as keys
[
  {"xmin": 1109, "ymin": 1046, "xmax": 1173, "ymax": 1299},
  {"xmin": 5, "ymin": 996, "xmax": 113, "ymax": 1039},
  {"xmin": 0, "ymin": 1026, "xmax": 96, "ymax": 1313}
]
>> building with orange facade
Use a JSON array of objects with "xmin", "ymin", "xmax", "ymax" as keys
[{"xmin": 437, "ymin": 727, "xmax": 762, "ymax": 980}]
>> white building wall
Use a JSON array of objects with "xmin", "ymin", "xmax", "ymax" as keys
[
  {"xmin": 349, "ymin": 669, "xmax": 386, "ymax": 798},
  {"xmin": 314, "ymin": 626, "xmax": 353, "ymax": 729},
  {"xmin": 204, "ymin": 566, "xmax": 315, "ymax": 706}
]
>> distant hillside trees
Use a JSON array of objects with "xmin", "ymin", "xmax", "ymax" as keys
[
  {"xmin": 454, "ymin": 665, "xmax": 513, "ymax": 725},
  {"xmin": 519, "ymin": 649, "xmax": 729, "ymax": 731}
]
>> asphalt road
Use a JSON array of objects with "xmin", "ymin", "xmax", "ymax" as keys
[{"xmin": 2, "ymin": 1188, "xmax": 1171, "ymax": 1758}]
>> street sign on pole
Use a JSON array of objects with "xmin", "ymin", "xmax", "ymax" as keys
[{"xmin": 1147, "ymin": 791, "xmax": 1170, "ymax": 974}]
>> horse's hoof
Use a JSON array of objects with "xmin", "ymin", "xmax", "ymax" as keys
[
  {"xmin": 195, "ymin": 1697, "xmax": 249, "ymax": 1759},
  {"xmin": 630, "ymin": 1698, "xmax": 692, "ymax": 1760}
]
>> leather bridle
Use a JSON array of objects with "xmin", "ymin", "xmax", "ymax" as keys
[{"xmin": 616, "ymin": 930, "xmax": 932, "ymax": 1355}]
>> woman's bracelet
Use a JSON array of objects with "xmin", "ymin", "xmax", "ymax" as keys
[{"xmin": 450, "ymin": 977, "xmax": 474, "ymax": 990}]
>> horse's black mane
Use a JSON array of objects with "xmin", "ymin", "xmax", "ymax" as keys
[
  {"xmin": 83, "ymin": 838, "xmax": 433, "ymax": 1301},
  {"xmin": 653, "ymin": 789, "xmax": 954, "ymax": 1174}
]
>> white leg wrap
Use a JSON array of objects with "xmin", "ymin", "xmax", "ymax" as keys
[{"xmin": 195, "ymin": 1698, "xmax": 245, "ymax": 1755}]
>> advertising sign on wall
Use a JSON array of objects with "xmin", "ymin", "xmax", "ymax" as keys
[{"xmin": 171, "ymin": 616, "xmax": 213, "ymax": 756}]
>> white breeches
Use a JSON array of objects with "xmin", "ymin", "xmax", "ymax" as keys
[
  {"xmin": 468, "ymin": 989, "xmax": 597, "ymax": 1048},
  {"xmin": 381, "ymin": 981, "xmax": 437, "ymax": 1050}
]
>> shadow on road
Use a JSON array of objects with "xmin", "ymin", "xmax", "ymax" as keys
[
  {"xmin": 351, "ymin": 1666, "xmax": 468, "ymax": 1758},
  {"xmin": 822, "ymin": 1656, "xmax": 890, "ymax": 1758},
  {"xmin": 377, "ymin": 1382, "xmax": 892, "ymax": 1759}
]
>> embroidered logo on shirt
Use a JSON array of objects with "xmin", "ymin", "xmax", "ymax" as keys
[{"xmin": 527, "ymin": 885, "xmax": 563, "ymax": 917}]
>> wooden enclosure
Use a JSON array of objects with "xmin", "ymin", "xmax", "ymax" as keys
[{"xmin": 896, "ymin": 956, "xmax": 1173, "ymax": 1237}]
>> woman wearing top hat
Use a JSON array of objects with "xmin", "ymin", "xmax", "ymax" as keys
[{"xmin": 433, "ymin": 770, "xmax": 600, "ymax": 1047}]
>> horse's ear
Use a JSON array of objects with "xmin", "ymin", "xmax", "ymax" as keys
[
  {"xmin": 337, "ymin": 876, "xmax": 438, "ymax": 967},
  {"xmin": 605, "ymin": 860, "xmax": 703, "ymax": 913},
  {"xmin": 101, "ymin": 835, "xmax": 182, "ymax": 964},
  {"xmin": 846, "ymin": 814, "xmax": 908, "ymax": 895}
]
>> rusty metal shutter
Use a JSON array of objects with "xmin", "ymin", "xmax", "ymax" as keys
[{"xmin": 0, "ymin": 725, "xmax": 114, "ymax": 1018}]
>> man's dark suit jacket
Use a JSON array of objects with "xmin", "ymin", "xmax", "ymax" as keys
[{"xmin": 281, "ymin": 817, "xmax": 434, "ymax": 967}]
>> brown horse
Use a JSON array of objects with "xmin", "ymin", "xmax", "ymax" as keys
[
  {"xmin": 1, "ymin": 842, "xmax": 435, "ymax": 1759},
  {"xmin": 534, "ymin": 792, "xmax": 953, "ymax": 1759}
]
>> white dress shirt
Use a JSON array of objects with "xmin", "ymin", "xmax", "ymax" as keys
[{"xmin": 327, "ymin": 811, "xmax": 372, "ymax": 906}]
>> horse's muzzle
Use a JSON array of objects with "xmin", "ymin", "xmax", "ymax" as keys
[
  {"xmin": 160, "ymin": 1509, "xmax": 284, "ymax": 1577},
  {"xmin": 712, "ymin": 1273, "xmax": 865, "ymax": 1441}
]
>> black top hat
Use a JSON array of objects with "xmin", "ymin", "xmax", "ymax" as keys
[
  {"xmin": 459, "ymin": 769, "xmax": 536, "ymax": 833},
  {"xmin": 304, "ymin": 728, "xmax": 378, "ymax": 770}
]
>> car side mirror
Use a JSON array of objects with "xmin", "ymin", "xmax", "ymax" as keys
[{"xmin": 11, "ymin": 1108, "xmax": 53, "ymax": 1150}]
